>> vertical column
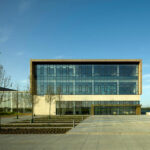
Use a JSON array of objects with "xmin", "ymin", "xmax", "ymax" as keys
[
  {"xmin": 136, "ymin": 106, "xmax": 141, "ymax": 115},
  {"xmin": 137, "ymin": 64, "xmax": 140, "ymax": 95},
  {"xmin": 91, "ymin": 104, "xmax": 94, "ymax": 115},
  {"xmin": 117, "ymin": 65, "xmax": 119, "ymax": 94},
  {"xmin": 73, "ymin": 101, "xmax": 76, "ymax": 115},
  {"xmin": 92, "ymin": 65, "xmax": 94, "ymax": 94},
  {"xmin": 54, "ymin": 65, "xmax": 56, "ymax": 94},
  {"xmin": 73, "ymin": 65, "xmax": 75, "ymax": 95}
]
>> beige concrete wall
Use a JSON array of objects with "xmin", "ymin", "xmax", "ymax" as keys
[
  {"xmin": 33, "ymin": 95, "xmax": 140, "ymax": 115},
  {"xmin": 34, "ymin": 96, "xmax": 56, "ymax": 115},
  {"xmin": 59, "ymin": 95, "xmax": 140, "ymax": 101}
]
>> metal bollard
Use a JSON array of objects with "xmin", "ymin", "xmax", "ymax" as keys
[
  {"xmin": 0, "ymin": 116, "xmax": 1, "ymax": 130},
  {"xmin": 73, "ymin": 119, "xmax": 75, "ymax": 128},
  {"xmin": 31, "ymin": 118, "xmax": 34, "ymax": 123},
  {"xmin": 82, "ymin": 116, "xmax": 84, "ymax": 121}
]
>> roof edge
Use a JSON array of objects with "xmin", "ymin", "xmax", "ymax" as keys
[{"xmin": 30, "ymin": 59, "xmax": 142, "ymax": 63}]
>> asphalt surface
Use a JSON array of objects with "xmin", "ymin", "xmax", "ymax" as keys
[{"xmin": 1, "ymin": 115, "xmax": 150, "ymax": 150}]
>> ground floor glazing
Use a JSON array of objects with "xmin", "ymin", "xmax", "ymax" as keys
[{"xmin": 56, "ymin": 101, "xmax": 141, "ymax": 115}]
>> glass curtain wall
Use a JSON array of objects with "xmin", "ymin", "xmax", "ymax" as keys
[{"xmin": 35, "ymin": 63, "xmax": 139, "ymax": 95}]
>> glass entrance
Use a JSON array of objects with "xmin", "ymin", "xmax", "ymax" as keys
[{"xmin": 94, "ymin": 106, "xmax": 136, "ymax": 115}]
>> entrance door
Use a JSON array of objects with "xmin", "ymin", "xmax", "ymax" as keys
[
  {"xmin": 94, "ymin": 106, "xmax": 110, "ymax": 115},
  {"xmin": 94, "ymin": 106, "xmax": 117, "ymax": 115},
  {"xmin": 93, "ymin": 105, "xmax": 137, "ymax": 115}
]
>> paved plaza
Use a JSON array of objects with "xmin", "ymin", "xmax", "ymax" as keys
[
  {"xmin": 0, "ymin": 115, "xmax": 33, "ymax": 124},
  {"xmin": 1, "ymin": 115, "xmax": 150, "ymax": 150}
]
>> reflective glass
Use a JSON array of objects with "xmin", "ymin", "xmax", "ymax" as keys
[
  {"xmin": 35, "ymin": 63, "xmax": 139, "ymax": 95},
  {"xmin": 56, "ymin": 101, "xmax": 139, "ymax": 115}
]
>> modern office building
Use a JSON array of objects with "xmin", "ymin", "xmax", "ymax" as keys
[{"xmin": 30, "ymin": 59, "xmax": 142, "ymax": 115}]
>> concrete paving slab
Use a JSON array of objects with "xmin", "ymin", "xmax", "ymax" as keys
[
  {"xmin": 1, "ymin": 115, "xmax": 150, "ymax": 150},
  {"xmin": 1, "ymin": 115, "xmax": 42, "ymax": 124}
]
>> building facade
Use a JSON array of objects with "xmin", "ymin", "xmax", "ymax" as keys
[
  {"xmin": 0, "ymin": 88, "xmax": 31, "ymax": 112},
  {"xmin": 30, "ymin": 59, "xmax": 142, "ymax": 115}
]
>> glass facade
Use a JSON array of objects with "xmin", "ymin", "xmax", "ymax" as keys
[
  {"xmin": 56, "ymin": 101, "xmax": 139, "ymax": 115},
  {"xmin": 94, "ymin": 106, "xmax": 136, "ymax": 115},
  {"xmin": 35, "ymin": 63, "xmax": 139, "ymax": 95}
]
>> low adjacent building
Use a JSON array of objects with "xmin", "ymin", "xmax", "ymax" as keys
[{"xmin": 0, "ymin": 87, "xmax": 31, "ymax": 112}]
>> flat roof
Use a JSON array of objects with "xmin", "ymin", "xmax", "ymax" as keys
[
  {"xmin": 0, "ymin": 87, "xmax": 16, "ymax": 91},
  {"xmin": 31, "ymin": 59, "xmax": 142, "ymax": 63}
]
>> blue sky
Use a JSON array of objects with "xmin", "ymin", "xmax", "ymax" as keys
[{"xmin": 0, "ymin": 0, "xmax": 150, "ymax": 106}]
